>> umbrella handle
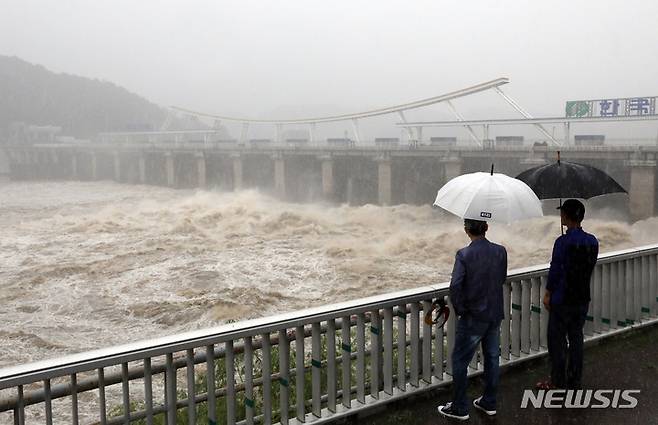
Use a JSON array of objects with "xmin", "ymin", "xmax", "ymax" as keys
[{"xmin": 559, "ymin": 198, "xmax": 564, "ymax": 235}]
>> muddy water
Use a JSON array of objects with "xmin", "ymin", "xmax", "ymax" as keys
[{"xmin": 1, "ymin": 181, "xmax": 657, "ymax": 369}]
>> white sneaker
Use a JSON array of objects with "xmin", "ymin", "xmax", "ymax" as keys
[
  {"xmin": 437, "ymin": 402, "xmax": 469, "ymax": 421},
  {"xmin": 473, "ymin": 396, "xmax": 496, "ymax": 416}
]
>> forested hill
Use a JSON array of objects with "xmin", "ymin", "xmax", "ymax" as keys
[{"xmin": 0, "ymin": 55, "xmax": 179, "ymax": 138}]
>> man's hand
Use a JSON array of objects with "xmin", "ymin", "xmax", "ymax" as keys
[{"xmin": 543, "ymin": 291, "xmax": 551, "ymax": 311}]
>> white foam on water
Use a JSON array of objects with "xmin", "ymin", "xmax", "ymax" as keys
[{"xmin": 1, "ymin": 181, "xmax": 656, "ymax": 369}]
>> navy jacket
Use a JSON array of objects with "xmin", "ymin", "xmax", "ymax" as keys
[
  {"xmin": 449, "ymin": 238, "xmax": 508, "ymax": 322},
  {"xmin": 547, "ymin": 227, "xmax": 599, "ymax": 305}
]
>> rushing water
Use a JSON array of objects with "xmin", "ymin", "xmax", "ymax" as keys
[{"xmin": 1, "ymin": 181, "xmax": 657, "ymax": 369}]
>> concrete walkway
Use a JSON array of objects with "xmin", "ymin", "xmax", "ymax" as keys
[{"xmin": 354, "ymin": 324, "xmax": 658, "ymax": 425}]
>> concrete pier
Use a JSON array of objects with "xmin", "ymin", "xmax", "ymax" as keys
[
  {"xmin": 113, "ymin": 152, "xmax": 121, "ymax": 182},
  {"xmin": 90, "ymin": 153, "xmax": 98, "ymax": 180},
  {"xmin": 0, "ymin": 148, "xmax": 9, "ymax": 181},
  {"xmin": 196, "ymin": 153, "xmax": 206, "ymax": 188},
  {"xmin": 274, "ymin": 154, "xmax": 286, "ymax": 199},
  {"xmin": 628, "ymin": 159, "xmax": 656, "ymax": 221},
  {"xmin": 5, "ymin": 144, "xmax": 658, "ymax": 220},
  {"xmin": 138, "ymin": 156, "xmax": 146, "ymax": 184},
  {"xmin": 165, "ymin": 152, "xmax": 175, "ymax": 187},
  {"xmin": 232, "ymin": 154, "xmax": 243, "ymax": 190},
  {"xmin": 71, "ymin": 153, "xmax": 78, "ymax": 179},
  {"xmin": 377, "ymin": 156, "xmax": 392, "ymax": 206},
  {"xmin": 320, "ymin": 155, "xmax": 334, "ymax": 200},
  {"xmin": 443, "ymin": 157, "xmax": 462, "ymax": 183}
]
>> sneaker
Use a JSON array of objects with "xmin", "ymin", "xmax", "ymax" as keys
[
  {"xmin": 437, "ymin": 402, "xmax": 469, "ymax": 421},
  {"xmin": 473, "ymin": 396, "xmax": 496, "ymax": 416}
]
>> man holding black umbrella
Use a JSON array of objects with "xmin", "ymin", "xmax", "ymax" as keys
[{"xmin": 539, "ymin": 199, "xmax": 599, "ymax": 390}]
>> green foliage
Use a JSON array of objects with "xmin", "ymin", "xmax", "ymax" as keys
[
  {"xmin": 0, "ymin": 55, "xmax": 172, "ymax": 137},
  {"xmin": 108, "ymin": 320, "xmax": 422, "ymax": 425}
]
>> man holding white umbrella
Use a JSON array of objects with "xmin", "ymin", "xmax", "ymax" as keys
[
  {"xmin": 434, "ymin": 167, "xmax": 543, "ymax": 420},
  {"xmin": 437, "ymin": 218, "xmax": 507, "ymax": 420}
]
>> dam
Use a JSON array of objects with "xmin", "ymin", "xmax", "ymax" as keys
[
  {"xmin": 3, "ymin": 141, "xmax": 657, "ymax": 221},
  {"xmin": 1, "ymin": 79, "xmax": 658, "ymax": 424}
]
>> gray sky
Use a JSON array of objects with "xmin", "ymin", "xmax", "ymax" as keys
[{"xmin": 1, "ymin": 0, "xmax": 657, "ymax": 139}]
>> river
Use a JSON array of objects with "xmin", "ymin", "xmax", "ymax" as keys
[{"xmin": 1, "ymin": 181, "xmax": 655, "ymax": 368}]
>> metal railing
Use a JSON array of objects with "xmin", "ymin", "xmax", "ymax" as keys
[{"xmin": 1, "ymin": 244, "xmax": 658, "ymax": 425}]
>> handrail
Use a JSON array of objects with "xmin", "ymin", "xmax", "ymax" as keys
[
  {"xmin": 1, "ymin": 242, "xmax": 657, "ymax": 424},
  {"xmin": 3, "ymin": 242, "xmax": 656, "ymax": 386}
]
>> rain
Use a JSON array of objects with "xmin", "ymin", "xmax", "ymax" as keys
[{"xmin": 1, "ymin": 1, "xmax": 658, "ymax": 424}]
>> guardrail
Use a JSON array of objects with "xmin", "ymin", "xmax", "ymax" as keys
[{"xmin": 1, "ymin": 244, "xmax": 658, "ymax": 425}]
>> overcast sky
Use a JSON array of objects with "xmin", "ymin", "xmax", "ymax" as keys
[{"xmin": 1, "ymin": 0, "xmax": 657, "ymax": 139}]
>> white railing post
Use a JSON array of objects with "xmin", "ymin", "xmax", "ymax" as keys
[
  {"xmin": 311, "ymin": 322, "xmax": 322, "ymax": 418},
  {"xmin": 634, "ymin": 258, "xmax": 642, "ymax": 323},
  {"xmin": 205, "ymin": 346, "xmax": 215, "ymax": 425},
  {"xmin": 626, "ymin": 259, "xmax": 635, "ymax": 326},
  {"xmin": 434, "ymin": 312, "xmax": 445, "ymax": 380},
  {"xmin": 501, "ymin": 282, "xmax": 511, "ymax": 360},
  {"xmin": 410, "ymin": 303, "xmax": 420, "ymax": 385},
  {"xmin": 383, "ymin": 307, "xmax": 394, "ymax": 395},
  {"xmin": 593, "ymin": 265, "xmax": 602, "ymax": 333},
  {"xmin": 618, "ymin": 260, "xmax": 628, "ymax": 328},
  {"xmin": 370, "ymin": 310, "xmax": 382, "ymax": 399},
  {"xmin": 225, "ymin": 342, "xmax": 236, "ymax": 425},
  {"xmin": 278, "ymin": 329, "xmax": 290, "ymax": 425},
  {"xmin": 446, "ymin": 297, "xmax": 456, "ymax": 374},
  {"xmin": 261, "ymin": 334, "xmax": 272, "ymax": 425},
  {"xmin": 396, "ymin": 304, "xmax": 407, "ymax": 391},
  {"xmin": 641, "ymin": 255, "xmax": 650, "ymax": 319},
  {"xmin": 422, "ymin": 301, "xmax": 432, "ymax": 383},
  {"xmin": 530, "ymin": 277, "xmax": 541, "ymax": 352},
  {"xmin": 521, "ymin": 279, "xmax": 531, "ymax": 354},
  {"xmin": 511, "ymin": 280, "xmax": 521, "ymax": 358},
  {"xmin": 295, "ymin": 325, "xmax": 305, "ymax": 423},
  {"xmin": 649, "ymin": 254, "xmax": 658, "ymax": 317},
  {"xmin": 244, "ymin": 337, "xmax": 254, "ymax": 424},
  {"xmin": 342, "ymin": 315, "xmax": 353, "ymax": 407},
  {"xmin": 356, "ymin": 313, "xmax": 366, "ymax": 404},
  {"xmin": 609, "ymin": 262, "xmax": 619, "ymax": 330},
  {"xmin": 539, "ymin": 277, "xmax": 549, "ymax": 348},
  {"xmin": 44, "ymin": 379, "xmax": 52, "ymax": 425},
  {"xmin": 602, "ymin": 263, "xmax": 611, "ymax": 330},
  {"xmin": 185, "ymin": 350, "xmax": 196, "ymax": 425},
  {"xmin": 70, "ymin": 374, "xmax": 78, "ymax": 425},
  {"xmin": 326, "ymin": 320, "xmax": 337, "ymax": 413}
]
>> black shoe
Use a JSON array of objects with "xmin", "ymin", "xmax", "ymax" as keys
[
  {"xmin": 473, "ymin": 396, "xmax": 496, "ymax": 416},
  {"xmin": 437, "ymin": 402, "xmax": 469, "ymax": 421}
]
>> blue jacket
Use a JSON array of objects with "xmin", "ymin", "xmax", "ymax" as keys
[
  {"xmin": 449, "ymin": 238, "xmax": 508, "ymax": 322},
  {"xmin": 547, "ymin": 227, "xmax": 599, "ymax": 305}
]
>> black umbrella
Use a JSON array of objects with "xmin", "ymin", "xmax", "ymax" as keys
[
  {"xmin": 515, "ymin": 152, "xmax": 627, "ymax": 199},
  {"xmin": 515, "ymin": 151, "xmax": 627, "ymax": 233}
]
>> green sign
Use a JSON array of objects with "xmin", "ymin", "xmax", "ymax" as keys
[{"xmin": 565, "ymin": 101, "xmax": 591, "ymax": 117}]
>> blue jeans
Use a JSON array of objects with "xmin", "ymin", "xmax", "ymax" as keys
[{"xmin": 451, "ymin": 315, "xmax": 501, "ymax": 414}]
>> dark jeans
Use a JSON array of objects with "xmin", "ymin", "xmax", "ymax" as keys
[
  {"xmin": 547, "ymin": 303, "xmax": 589, "ymax": 389},
  {"xmin": 451, "ymin": 315, "xmax": 501, "ymax": 414}
]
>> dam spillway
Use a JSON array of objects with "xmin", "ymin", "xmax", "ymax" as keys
[{"xmin": 3, "ymin": 142, "xmax": 656, "ymax": 221}]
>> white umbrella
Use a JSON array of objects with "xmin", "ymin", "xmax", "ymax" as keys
[{"xmin": 434, "ymin": 170, "xmax": 543, "ymax": 224}]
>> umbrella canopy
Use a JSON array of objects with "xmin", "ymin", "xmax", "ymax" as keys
[
  {"xmin": 434, "ymin": 171, "xmax": 543, "ymax": 224},
  {"xmin": 515, "ymin": 157, "xmax": 626, "ymax": 200}
]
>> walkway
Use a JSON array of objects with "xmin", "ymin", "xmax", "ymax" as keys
[{"xmin": 356, "ymin": 324, "xmax": 658, "ymax": 425}]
